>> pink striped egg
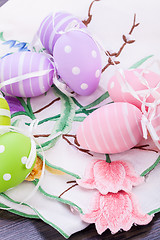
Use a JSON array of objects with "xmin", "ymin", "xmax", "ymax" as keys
[
  {"xmin": 77, "ymin": 102, "xmax": 143, "ymax": 154},
  {"xmin": 38, "ymin": 12, "xmax": 86, "ymax": 54},
  {"xmin": 148, "ymin": 105, "xmax": 160, "ymax": 142},
  {"xmin": 108, "ymin": 69, "xmax": 160, "ymax": 109},
  {"xmin": 53, "ymin": 30, "xmax": 101, "ymax": 95},
  {"xmin": 0, "ymin": 52, "xmax": 54, "ymax": 97}
]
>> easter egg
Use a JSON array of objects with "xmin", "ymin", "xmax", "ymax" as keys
[
  {"xmin": 53, "ymin": 30, "xmax": 102, "ymax": 95},
  {"xmin": 147, "ymin": 104, "xmax": 160, "ymax": 143},
  {"xmin": 0, "ymin": 52, "xmax": 54, "ymax": 97},
  {"xmin": 0, "ymin": 94, "xmax": 11, "ymax": 126},
  {"xmin": 77, "ymin": 102, "xmax": 143, "ymax": 154},
  {"xmin": 0, "ymin": 132, "xmax": 36, "ymax": 192},
  {"xmin": 38, "ymin": 12, "xmax": 87, "ymax": 54},
  {"xmin": 107, "ymin": 69, "xmax": 160, "ymax": 109}
]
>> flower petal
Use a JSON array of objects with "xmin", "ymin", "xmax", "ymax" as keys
[
  {"xmin": 95, "ymin": 213, "xmax": 109, "ymax": 235},
  {"xmin": 77, "ymin": 159, "xmax": 144, "ymax": 194},
  {"xmin": 122, "ymin": 161, "xmax": 144, "ymax": 186},
  {"xmin": 81, "ymin": 191, "xmax": 153, "ymax": 235},
  {"xmin": 77, "ymin": 160, "xmax": 98, "ymax": 189},
  {"xmin": 81, "ymin": 209, "xmax": 101, "ymax": 223},
  {"xmin": 129, "ymin": 192, "xmax": 153, "ymax": 225},
  {"xmin": 94, "ymin": 160, "xmax": 126, "ymax": 194}
]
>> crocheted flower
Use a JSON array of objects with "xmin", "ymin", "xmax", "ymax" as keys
[
  {"xmin": 77, "ymin": 159, "xmax": 144, "ymax": 194},
  {"xmin": 81, "ymin": 191, "xmax": 153, "ymax": 234}
]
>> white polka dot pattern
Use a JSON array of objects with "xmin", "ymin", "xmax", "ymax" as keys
[
  {"xmin": 92, "ymin": 50, "xmax": 97, "ymax": 58},
  {"xmin": 21, "ymin": 156, "xmax": 28, "ymax": 164},
  {"xmin": 81, "ymin": 83, "xmax": 88, "ymax": 90},
  {"xmin": 3, "ymin": 173, "xmax": 11, "ymax": 181},
  {"xmin": 64, "ymin": 45, "xmax": 72, "ymax": 53},
  {"xmin": 95, "ymin": 70, "xmax": 101, "ymax": 78},
  {"xmin": 53, "ymin": 30, "xmax": 102, "ymax": 96},
  {"xmin": 72, "ymin": 67, "xmax": 80, "ymax": 75},
  {"xmin": 0, "ymin": 145, "xmax": 5, "ymax": 153}
]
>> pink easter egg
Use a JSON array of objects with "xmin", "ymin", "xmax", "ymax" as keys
[
  {"xmin": 53, "ymin": 30, "xmax": 102, "ymax": 95},
  {"xmin": 0, "ymin": 52, "xmax": 54, "ymax": 97},
  {"xmin": 38, "ymin": 12, "xmax": 87, "ymax": 54},
  {"xmin": 148, "ymin": 105, "xmax": 160, "ymax": 143},
  {"xmin": 108, "ymin": 69, "xmax": 160, "ymax": 109},
  {"xmin": 77, "ymin": 102, "xmax": 143, "ymax": 154}
]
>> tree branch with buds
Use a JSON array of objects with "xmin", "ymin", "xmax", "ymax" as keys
[
  {"xmin": 102, "ymin": 14, "xmax": 140, "ymax": 73},
  {"xmin": 82, "ymin": 0, "xmax": 101, "ymax": 27}
]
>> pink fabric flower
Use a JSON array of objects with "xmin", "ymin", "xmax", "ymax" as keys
[
  {"xmin": 81, "ymin": 191, "xmax": 153, "ymax": 234},
  {"xmin": 77, "ymin": 159, "xmax": 144, "ymax": 194}
]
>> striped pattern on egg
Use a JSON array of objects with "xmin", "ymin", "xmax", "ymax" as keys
[
  {"xmin": 38, "ymin": 12, "xmax": 86, "ymax": 54},
  {"xmin": 0, "ymin": 52, "xmax": 54, "ymax": 97},
  {"xmin": 0, "ymin": 94, "xmax": 11, "ymax": 126},
  {"xmin": 148, "ymin": 105, "xmax": 160, "ymax": 144},
  {"xmin": 77, "ymin": 102, "xmax": 143, "ymax": 154},
  {"xmin": 108, "ymin": 69, "xmax": 160, "ymax": 109}
]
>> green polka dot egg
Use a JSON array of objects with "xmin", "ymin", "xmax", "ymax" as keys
[
  {"xmin": 0, "ymin": 94, "xmax": 11, "ymax": 126},
  {"xmin": 0, "ymin": 132, "xmax": 37, "ymax": 192}
]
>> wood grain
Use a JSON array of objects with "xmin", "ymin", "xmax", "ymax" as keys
[{"xmin": 0, "ymin": 208, "xmax": 160, "ymax": 240}]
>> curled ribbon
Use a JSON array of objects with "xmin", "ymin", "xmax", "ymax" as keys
[
  {"xmin": 111, "ymin": 57, "xmax": 160, "ymax": 150},
  {"xmin": 141, "ymin": 114, "xmax": 159, "ymax": 141},
  {"xmin": 0, "ymin": 68, "xmax": 54, "ymax": 90}
]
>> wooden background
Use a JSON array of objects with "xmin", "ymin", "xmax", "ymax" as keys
[
  {"xmin": 0, "ymin": 0, "xmax": 160, "ymax": 239},
  {"xmin": 1, "ymin": 209, "xmax": 160, "ymax": 240}
]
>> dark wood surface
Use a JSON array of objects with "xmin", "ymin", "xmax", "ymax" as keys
[
  {"xmin": 0, "ymin": 209, "xmax": 160, "ymax": 240},
  {"xmin": 0, "ymin": 0, "xmax": 160, "ymax": 239}
]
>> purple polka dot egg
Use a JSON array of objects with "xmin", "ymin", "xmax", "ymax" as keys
[
  {"xmin": 53, "ymin": 30, "xmax": 102, "ymax": 96},
  {"xmin": 38, "ymin": 12, "xmax": 87, "ymax": 55}
]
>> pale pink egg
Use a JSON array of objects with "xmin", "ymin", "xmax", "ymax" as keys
[
  {"xmin": 148, "ymin": 105, "xmax": 160, "ymax": 143},
  {"xmin": 77, "ymin": 102, "xmax": 143, "ymax": 154},
  {"xmin": 107, "ymin": 69, "xmax": 160, "ymax": 109}
]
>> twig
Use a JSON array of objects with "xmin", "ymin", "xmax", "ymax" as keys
[
  {"xmin": 62, "ymin": 134, "xmax": 93, "ymax": 156},
  {"xmin": 63, "ymin": 134, "xmax": 80, "ymax": 146},
  {"xmin": 102, "ymin": 58, "xmax": 120, "ymax": 73},
  {"xmin": 82, "ymin": 0, "xmax": 101, "ymax": 27},
  {"xmin": 58, "ymin": 184, "xmax": 78, "ymax": 198},
  {"xmin": 132, "ymin": 144, "xmax": 158, "ymax": 153},
  {"xmin": 33, "ymin": 97, "xmax": 60, "ymax": 114},
  {"xmin": 102, "ymin": 14, "xmax": 140, "ymax": 73},
  {"xmin": 67, "ymin": 180, "xmax": 77, "ymax": 184},
  {"xmin": 34, "ymin": 134, "xmax": 50, "ymax": 138},
  {"xmin": 129, "ymin": 14, "xmax": 140, "ymax": 35}
]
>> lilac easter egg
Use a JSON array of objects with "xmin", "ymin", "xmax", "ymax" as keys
[
  {"xmin": 108, "ymin": 69, "xmax": 160, "ymax": 109},
  {"xmin": 0, "ymin": 52, "xmax": 54, "ymax": 97},
  {"xmin": 38, "ymin": 12, "xmax": 87, "ymax": 54},
  {"xmin": 53, "ymin": 30, "xmax": 102, "ymax": 95},
  {"xmin": 77, "ymin": 102, "xmax": 143, "ymax": 154}
]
